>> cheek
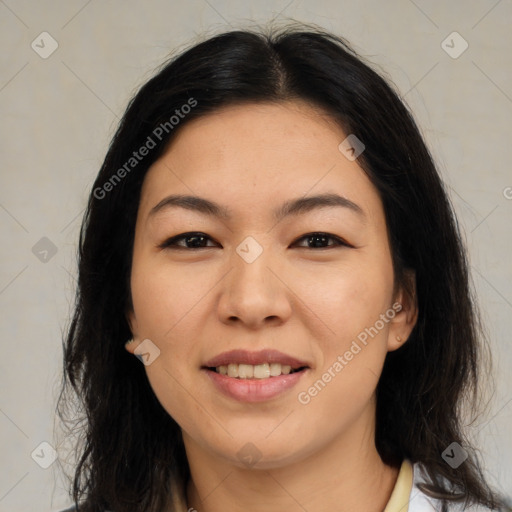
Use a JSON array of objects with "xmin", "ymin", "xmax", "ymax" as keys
[
  {"xmin": 291, "ymin": 254, "xmax": 394, "ymax": 343},
  {"xmin": 129, "ymin": 257, "xmax": 216, "ymax": 426},
  {"xmin": 291, "ymin": 252, "xmax": 394, "ymax": 415},
  {"xmin": 293, "ymin": 269, "xmax": 392, "ymax": 430},
  {"xmin": 130, "ymin": 255, "xmax": 206, "ymax": 340}
]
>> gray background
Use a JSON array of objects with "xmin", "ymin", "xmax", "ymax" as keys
[{"xmin": 0, "ymin": 1, "xmax": 511, "ymax": 510}]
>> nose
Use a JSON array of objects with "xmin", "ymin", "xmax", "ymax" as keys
[{"xmin": 216, "ymin": 244, "xmax": 293, "ymax": 330}]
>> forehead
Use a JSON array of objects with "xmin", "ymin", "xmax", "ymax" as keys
[
  {"xmin": 138, "ymin": 101, "xmax": 383, "ymax": 226},
  {"xmin": 169, "ymin": 100, "xmax": 344, "ymax": 155}
]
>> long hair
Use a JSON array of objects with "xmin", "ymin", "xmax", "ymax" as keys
[{"xmin": 56, "ymin": 23, "xmax": 508, "ymax": 511}]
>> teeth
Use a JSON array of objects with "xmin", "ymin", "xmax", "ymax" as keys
[
  {"xmin": 227, "ymin": 363, "xmax": 238, "ymax": 378},
  {"xmin": 270, "ymin": 363, "xmax": 281, "ymax": 376},
  {"xmin": 254, "ymin": 363, "xmax": 270, "ymax": 379},
  {"xmin": 238, "ymin": 364, "xmax": 253, "ymax": 379},
  {"xmin": 216, "ymin": 363, "xmax": 298, "ymax": 379}
]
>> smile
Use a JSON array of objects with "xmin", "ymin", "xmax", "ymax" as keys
[{"xmin": 210, "ymin": 362, "xmax": 306, "ymax": 379}]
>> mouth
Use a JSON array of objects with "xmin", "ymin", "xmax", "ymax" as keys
[
  {"xmin": 202, "ymin": 348, "xmax": 311, "ymax": 379},
  {"xmin": 204, "ymin": 362, "xmax": 309, "ymax": 379},
  {"xmin": 201, "ymin": 349, "xmax": 311, "ymax": 402}
]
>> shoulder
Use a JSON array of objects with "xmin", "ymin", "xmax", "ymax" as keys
[{"xmin": 408, "ymin": 462, "xmax": 503, "ymax": 511}]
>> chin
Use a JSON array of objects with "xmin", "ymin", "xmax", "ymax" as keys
[{"xmin": 210, "ymin": 436, "xmax": 312, "ymax": 471}]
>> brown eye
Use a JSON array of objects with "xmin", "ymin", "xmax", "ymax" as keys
[
  {"xmin": 159, "ymin": 232, "xmax": 219, "ymax": 249},
  {"xmin": 292, "ymin": 232, "xmax": 351, "ymax": 249},
  {"xmin": 159, "ymin": 232, "xmax": 351, "ymax": 250}
]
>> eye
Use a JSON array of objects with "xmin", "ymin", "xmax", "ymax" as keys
[
  {"xmin": 159, "ymin": 232, "xmax": 219, "ymax": 249},
  {"xmin": 292, "ymin": 232, "xmax": 352, "ymax": 249},
  {"xmin": 159, "ymin": 231, "xmax": 352, "ymax": 250}
]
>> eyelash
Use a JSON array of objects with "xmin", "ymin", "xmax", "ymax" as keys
[{"xmin": 158, "ymin": 232, "xmax": 352, "ymax": 250}]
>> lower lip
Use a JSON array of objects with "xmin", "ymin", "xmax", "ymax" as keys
[{"xmin": 203, "ymin": 368, "xmax": 308, "ymax": 403}]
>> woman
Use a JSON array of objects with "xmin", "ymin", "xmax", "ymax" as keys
[{"xmin": 57, "ymin": 23, "xmax": 510, "ymax": 512}]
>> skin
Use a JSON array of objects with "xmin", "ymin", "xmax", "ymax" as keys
[{"xmin": 126, "ymin": 100, "xmax": 418, "ymax": 512}]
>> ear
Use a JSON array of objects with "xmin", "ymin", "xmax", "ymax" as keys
[
  {"xmin": 387, "ymin": 270, "xmax": 418, "ymax": 352},
  {"xmin": 125, "ymin": 308, "xmax": 140, "ymax": 355}
]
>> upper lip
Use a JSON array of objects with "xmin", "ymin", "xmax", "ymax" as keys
[{"xmin": 203, "ymin": 349, "xmax": 310, "ymax": 370}]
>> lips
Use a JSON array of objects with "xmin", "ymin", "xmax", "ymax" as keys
[
  {"xmin": 203, "ymin": 349, "xmax": 310, "ymax": 370},
  {"xmin": 202, "ymin": 349, "xmax": 311, "ymax": 402}
]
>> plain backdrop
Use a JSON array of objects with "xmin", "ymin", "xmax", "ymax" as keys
[{"xmin": 0, "ymin": 1, "xmax": 511, "ymax": 510}]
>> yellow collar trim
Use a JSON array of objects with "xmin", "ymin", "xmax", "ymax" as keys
[{"xmin": 383, "ymin": 459, "xmax": 414, "ymax": 512}]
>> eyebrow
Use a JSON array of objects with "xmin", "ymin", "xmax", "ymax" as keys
[{"xmin": 149, "ymin": 193, "xmax": 365, "ymax": 222}]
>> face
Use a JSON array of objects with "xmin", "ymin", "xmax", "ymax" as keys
[{"xmin": 126, "ymin": 101, "xmax": 416, "ymax": 470}]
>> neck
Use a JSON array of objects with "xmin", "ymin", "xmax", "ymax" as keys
[{"xmin": 183, "ymin": 402, "xmax": 400, "ymax": 512}]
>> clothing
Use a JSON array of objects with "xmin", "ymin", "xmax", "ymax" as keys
[
  {"xmin": 58, "ymin": 459, "xmax": 501, "ymax": 512},
  {"xmin": 388, "ymin": 459, "xmax": 497, "ymax": 512},
  {"xmin": 384, "ymin": 457, "xmax": 414, "ymax": 511}
]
